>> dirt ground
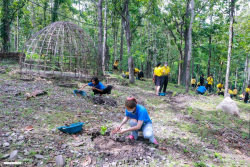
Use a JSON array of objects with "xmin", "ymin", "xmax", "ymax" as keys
[{"xmin": 0, "ymin": 64, "xmax": 250, "ymax": 167}]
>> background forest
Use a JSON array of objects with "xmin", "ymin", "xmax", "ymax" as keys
[{"xmin": 1, "ymin": 0, "xmax": 250, "ymax": 93}]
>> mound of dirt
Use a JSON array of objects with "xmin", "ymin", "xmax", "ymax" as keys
[{"xmin": 91, "ymin": 96, "xmax": 117, "ymax": 107}]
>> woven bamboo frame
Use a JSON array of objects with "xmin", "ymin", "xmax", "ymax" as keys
[{"xmin": 20, "ymin": 21, "xmax": 97, "ymax": 78}]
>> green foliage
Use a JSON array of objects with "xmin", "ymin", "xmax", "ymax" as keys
[
  {"xmin": 100, "ymin": 126, "xmax": 107, "ymax": 135},
  {"xmin": 194, "ymin": 162, "xmax": 206, "ymax": 167}
]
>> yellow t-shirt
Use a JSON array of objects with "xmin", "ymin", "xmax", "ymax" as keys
[
  {"xmin": 229, "ymin": 90, "xmax": 233, "ymax": 94},
  {"xmin": 161, "ymin": 66, "xmax": 170, "ymax": 75},
  {"xmin": 233, "ymin": 89, "xmax": 237, "ymax": 95},
  {"xmin": 207, "ymin": 77, "xmax": 213, "ymax": 85},
  {"xmin": 197, "ymin": 82, "xmax": 201, "ymax": 86},
  {"xmin": 191, "ymin": 79, "xmax": 196, "ymax": 84},
  {"xmin": 114, "ymin": 61, "xmax": 119, "ymax": 66},
  {"xmin": 239, "ymin": 94, "xmax": 244, "ymax": 98},
  {"xmin": 125, "ymin": 72, "xmax": 129, "ymax": 76},
  {"xmin": 246, "ymin": 88, "xmax": 250, "ymax": 93},
  {"xmin": 134, "ymin": 68, "xmax": 139, "ymax": 73},
  {"xmin": 217, "ymin": 84, "xmax": 223, "ymax": 88},
  {"xmin": 154, "ymin": 67, "xmax": 162, "ymax": 76}
]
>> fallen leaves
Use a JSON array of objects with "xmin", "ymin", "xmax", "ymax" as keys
[
  {"xmin": 82, "ymin": 156, "xmax": 91, "ymax": 166},
  {"xmin": 73, "ymin": 135, "xmax": 79, "ymax": 140},
  {"xmin": 25, "ymin": 125, "xmax": 34, "ymax": 131}
]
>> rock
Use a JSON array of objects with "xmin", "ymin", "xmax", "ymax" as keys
[
  {"xmin": 9, "ymin": 150, "xmax": 18, "ymax": 160},
  {"xmin": 3, "ymin": 142, "xmax": 10, "ymax": 147},
  {"xmin": 111, "ymin": 161, "xmax": 117, "ymax": 166},
  {"xmin": 51, "ymin": 129, "xmax": 56, "ymax": 133},
  {"xmin": 216, "ymin": 97, "xmax": 239, "ymax": 116},
  {"xmin": 1, "ymin": 154, "xmax": 10, "ymax": 159},
  {"xmin": 34, "ymin": 154, "xmax": 44, "ymax": 159},
  {"xmin": 74, "ymin": 141, "xmax": 84, "ymax": 147},
  {"xmin": 37, "ymin": 160, "xmax": 44, "ymax": 166},
  {"xmin": 18, "ymin": 135, "xmax": 24, "ymax": 140},
  {"xmin": 55, "ymin": 155, "xmax": 65, "ymax": 167},
  {"xmin": 24, "ymin": 149, "xmax": 29, "ymax": 156},
  {"xmin": 61, "ymin": 144, "xmax": 67, "ymax": 149},
  {"xmin": 105, "ymin": 158, "xmax": 109, "ymax": 161}
]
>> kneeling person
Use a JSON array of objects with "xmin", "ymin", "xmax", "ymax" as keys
[
  {"xmin": 116, "ymin": 97, "xmax": 158, "ymax": 145},
  {"xmin": 79, "ymin": 77, "xmax": 112, "ymax": 95},
  {"xmin": 196, "ymin": 85, "xmax": 207, "ymax": 95}
]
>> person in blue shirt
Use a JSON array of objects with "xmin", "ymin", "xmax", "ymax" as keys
[
  {"xmin": 116, "ymin": 97, "xmax": 158, "ymax": 145},
  {"xmin": 79, "ymin": 77, "xmax": 112, "ymax": 95},
  {"xmin": 196, "ymin": 85, "xmax": 207, "ymax": 95}
]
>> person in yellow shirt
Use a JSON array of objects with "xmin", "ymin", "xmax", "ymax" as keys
[
  {"xmin": 159, "ymin": 61, "xmax": 170, "ymax": 93},
  {"xmin": 220, "ymin": 88, "xmax": 225, "ymax": 96},
  {"xmin": 238, "ymin": 93, "xmax": 244, "ymax": 101},
  {"xmin": 228, "ymin": 88, "xmax": 233, "ymax": 98},
  {"xmin": 206, "ymin": 75, "xmax": 213, "ymax": 93},
  {"xmin": 113, "ymin": 60, "xmax": 119, "ymax": 70},
  {"xmin": 232, "ymin": 88, "xmax": 238, "ymax": 99},
  {"xmin": 153, "ymin": 62, "xmax": 162, "ymax": 95},
  {"xmin": 125, "ymin": 70, "xmax": 129, "ymax": 79},
  {"xmin": 244, "ymin": 85, "xmax": 250, "ymax": 103},
  {"xmin": 134, "ymin": 68, "xmax": 140, "ymax": 76},
  {"xmin": 217, "ymin": 83, "xmax": 223, "ymax": 95},
  {"xmin": 191, "ymin": 77, "xmax": 196, "ymax": 88}
]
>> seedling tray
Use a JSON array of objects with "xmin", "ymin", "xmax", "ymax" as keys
[{"xmin": 57, "ymin": 122, "xmax": 84, "ymax": 134}]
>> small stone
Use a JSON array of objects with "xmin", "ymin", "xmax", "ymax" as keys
[
  {"xmin": 37, "ymin": 160, "xmax": 44, "ymax": 166},
  {"xmin": 35, "ymin": 154, "xmax": 44, "ymax": 159},
  {"xmin": 103, "ymin": 163, "xmax": 109, "ymax": 167},
  {"xmin": 1, "ymin": 154, "xmax": 10, "ymax": 159},
  {"xmin": 61, "ymin": 144, "xmax": 67, "ymax": 149},
  {"xmin": 105, "ymin": 158, "xmax": 109, "ymax": 161},
  {"xmin": 149, "ymin": 147, "xmax": 155, "ymax": 151},
  {"xmin": 5, "ymin": 132, "xmax": 10, "ymax": 137},
  {"xmin": 24, "ymin": 149, "xmax": 29, "ymax": 156},
  {"xmin": 111, "ymin": 161, "xmax": 116, "ymax": 166},
  {"xmin": 51, "ymin": 129, "xmax": 56, "ymax": 133},
  {"xmin": 18, "ymin": 135, "xmax": 24, "ymax": 140},
  {"xmin": 18, "ymin": 155, "xmax": 23, "ymax": 159},
  {"xmin": 3, "ymin": 142, "xmax": 10, "ymax": 147},
  {"xmin": 9, "ymin": 150, "xmax": 18, "ymax": 160},
  {"xmin": 55, "ymin": 155, "xmax": 65, "ymax": 167}
]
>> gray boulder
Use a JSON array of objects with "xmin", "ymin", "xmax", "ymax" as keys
[{"xmin": 216, "ymin": 97, "xmax": 239, "ymax": 116}]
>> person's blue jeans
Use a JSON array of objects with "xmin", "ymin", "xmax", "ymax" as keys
[{"xmin": 129, "ymin": 120, "xmax": 155, "ymax": 143}]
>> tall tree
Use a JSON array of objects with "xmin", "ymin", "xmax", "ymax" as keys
[{"xmin": 224, "ymin": 0, "xmax": 235, "ymax": 97}]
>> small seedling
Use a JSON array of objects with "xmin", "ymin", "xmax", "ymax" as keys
[
  {"xmin": 183, "ymin": 148, "xmax": 189, "ymax": 153},
  {"xmin": 100, "ymin": 126, "xmax": 107, "ymax": 135}
]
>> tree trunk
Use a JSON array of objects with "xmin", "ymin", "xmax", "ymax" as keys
[
  {"xmin": 242, "ymin": 55, "xmax": 248, "ymax": 93},
  {"xmin": 185, "ymin": 0, "xmax": 195, "ymax": 93},
  {"xmin": 247, "ymin": 57, "xmax": 250, "ymax": 86},
  {"xmin": 224, "ymin": 0, "xmax": 234, "ymax": 97},
  {"xmin": 191, "ymin": 45, "xmax": 195, "ymax": 79},
  {"xmin": 1, "ymin": 0, "xmax": 11, "ymax": 52},
  {"xmin": 119, "ymin": 12, "xmax": 125, "ymax": 73},
  {"xmin": 16, "ymin": 11, "xmax": 19, "ymax": 52},
  {"xmin": 153, "ymin": 25, "xmax": 157, "ymax": 66},
  {"xmin": 124, "ymin": 0, "xmax": 134, "ymax": 84},
  {"xmin": 207, "ymin": 15, "xmax": 212, "ymax": 77},
  {"xmin": 97, "ymin": 0, "xmax": 104, "ymax": 76},
  {"xmin": 102, "ymin": 0, "xmax": 107, "ymax": 75},
  {"xmin": 218, "ymin": 61, "xmax": 223, "ymax": 83},
  {"xmin": 235, "ymin": 67, "xmax": 238, "ymax": 89},
  {"xmin": 146, "ymin": 22, "xmax": 151, "ymax": 78}
]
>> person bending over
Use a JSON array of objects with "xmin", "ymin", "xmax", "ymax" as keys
[
  {"xmin": 79, "ymin": 77, "xmax": 112, "ymax": 95},
  {"xmin": 116, "ymin": 97, "xmax": 158, "ymax": 145},
  {"xmin": 217, "ymin": 83, "xmax": 223, "ymax": 95},
  {"xmin": 196, "ymin": 85, "xmax": 207, "ymax": 95},
  {"xmin": 191, "ymin": 77, "xmax": 196, "ymax": 88}
]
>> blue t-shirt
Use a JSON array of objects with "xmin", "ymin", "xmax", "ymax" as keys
[
  {"xmin": 125, "ymin": 105, "xmax": 152, "ymax": 124},
  {"xmin": 88, "ymin": 82, "xmax": 106, "ymax": 90},
  {"xmin": 197, "ymin": 86, "xmax": 206, "ymax": 93}
]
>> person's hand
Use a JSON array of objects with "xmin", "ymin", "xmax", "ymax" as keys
[
  {"xmin": 118, "ymin": 129, "xmax": 127, "ymax": 134},
  {"xmin": 91, "ymin": 87, "xmax": 96, "ymax": 90},
  {"xmin": 116, "ymin": 125, "xmax": 121, "ymax": 131}
]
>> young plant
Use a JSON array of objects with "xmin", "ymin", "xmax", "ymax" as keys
[{"xmin": 100, "ymin": 126, "xmax": 107, "ymax": 135}]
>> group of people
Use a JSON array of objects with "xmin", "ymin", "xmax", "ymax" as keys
[
  {"xmin": 153, "ymin": 61, "xmax": 171, "ymax": 95},
  {"xmin": 192, "ymin": 74, "xmax": 250, "ymax": 103},
  {"xmin": 77, "ymin": 77, "xmax": 158, "ymax": 145}
]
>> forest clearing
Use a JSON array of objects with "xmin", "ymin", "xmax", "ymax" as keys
[
  {"xmin": 0, "ymin": 63, "xmax": 250, "ymax": 167},
  {"xmin": 1, "ymin": 0, "xmax": 250, "ymax": 166}
]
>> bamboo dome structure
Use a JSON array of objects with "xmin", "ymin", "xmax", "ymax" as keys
[{"xmin": 20, "ymin": 21, "xmax": 97, "ymax": 78}]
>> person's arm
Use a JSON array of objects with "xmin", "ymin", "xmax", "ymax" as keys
[
  {"xmin": 118, "ymin": 120, "xmax": 143, "ymax": 134},
  {"xmin": 116, "ymin": 116, "xmax": 129, "ymax": 131},
  {"xmin": 79, "ymin": 84, "xmax": 88, "ymax": 91}
]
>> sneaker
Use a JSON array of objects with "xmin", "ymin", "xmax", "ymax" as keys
[
  {"xmin": 126, "ymin": 135, "xmax": 134, "ymax": 140},
  {"xmin": 153, "ymin": 139, "xmax": 159, "ymax": 145}
]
